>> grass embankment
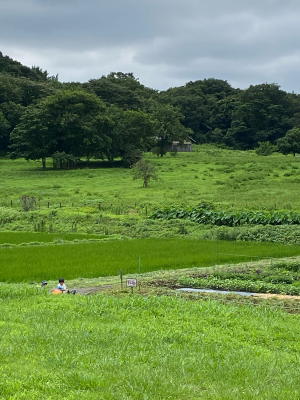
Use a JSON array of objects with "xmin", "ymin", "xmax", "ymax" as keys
[
  {"xmin": 0, "ymin": 288, "xmax": 300, "ymax": 399},
  {"xmin": 0, "ymin": 231, "xmax": 105, "ymax": 244},
  {"xmin": 1, "ymin": 238, "xmax": 300, "ymax": 283}
]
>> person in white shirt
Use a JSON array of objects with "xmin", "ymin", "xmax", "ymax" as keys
[{"xmin": 57, "ymin": 278, "xmax": 67, "ymax": 292}]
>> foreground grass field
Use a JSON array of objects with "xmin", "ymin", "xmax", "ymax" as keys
[
  {"xmin": 0, "ymin": 289, "xmax": 299, "ymax": 399},
  {"xmin": 1, "ymin": 238, "xmax": 300, "ymax": 282}
]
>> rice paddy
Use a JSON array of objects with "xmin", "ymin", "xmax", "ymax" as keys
[{"xmin": 1, "ymin": 238, "xmax": 299, "ymax": 283}]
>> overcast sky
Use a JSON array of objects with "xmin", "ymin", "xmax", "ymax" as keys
[{"xmin": 1, "ymin": 0, "xmax": 300, "ymax": 92}]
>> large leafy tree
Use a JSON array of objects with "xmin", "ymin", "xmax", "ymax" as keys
[
  {"xmin": 104, "ymin": 106, "xmax": 157, "ymax": 164},
  {"xmin": 0, "ymin": 73, "xmax": 57, "ymax": 151},
  {"xmin": 159, "ymin": 78, "xmax": 236, "ymax": 143},
  {"xmin": 277, "ymin": 128, "xmax": 300, "ymax": 156},
  {"xmin": 227, "ymin": 84, "xmax": 297, "ymax": 149},
  {"xmin": 84, "ymin": 72, "xmax": 155, "ymax": 111},
  {"xmin": 0, "ymin": 51, "xmax": 53, "ymax": 81},
  {"xmin": 10, "ymin": 90, "xmax": 113, "ymax": 169},
  {"xmin": 147, "ymin": 100, "xmax": 192, "ymax": 156}
]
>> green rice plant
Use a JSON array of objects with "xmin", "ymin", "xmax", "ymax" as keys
[
  {"xmin": 0, "ymin": 231, "xmax": 105, "ymax": 244},
  {"xmin": 0, "ymin": 238, "xmax": 299, "ymax": 282}
]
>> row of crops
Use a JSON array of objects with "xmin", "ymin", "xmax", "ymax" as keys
[
  {"xmin": 150, "ymin": 206, "xmax": 300, "ymax": 226},
  {"xmin": 177, "ymin": 261, "xmax": 300, "ymax": 295}
]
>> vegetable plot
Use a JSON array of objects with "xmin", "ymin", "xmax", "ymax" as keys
[{"xmin": 151, "ymin": 206, "xmax": 300, "ymax": 226}]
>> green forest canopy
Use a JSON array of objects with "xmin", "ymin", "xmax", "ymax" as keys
[{"xmin": 1, "ymin": 51, "xmax": 300, "ymax": 166}]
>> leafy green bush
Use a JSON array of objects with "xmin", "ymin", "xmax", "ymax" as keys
[
  {"xmin": 0, "ymin": 207, "xmax": 20, "ymax": 224},
  {"xmin": 271, "ymin": 261, "xmax": 300, "ymax": 273},
  {"xmin": 255, "ymin": 141, "xmax": 277, "ymax": 156},
  {"xmin": 237, "ymin": 225, "xmax": 300, "ymax": 245},
  {"xmin": 150, "ymin": 205, "xmax": 300, "ymax": 226}
]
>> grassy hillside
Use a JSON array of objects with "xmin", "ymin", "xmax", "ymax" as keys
[
  {"xmin": 1, "ymin": 146, "xmax": 300, "ymax": 237},
  {"xmin": 1, "ymin": 146, "xmax": 300, "ymax": 211},
  {"xmin": 1, "ymin": 288, "xmax": 300, "ymax": 399}
]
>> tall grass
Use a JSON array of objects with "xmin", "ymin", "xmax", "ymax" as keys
[
  {"xmin": 1, "ymin": 238, "xmax": 299, "ymax": 282},
  {"xmin": 0, "ymin": 292, "xmax": 300, "ymax": 399}
]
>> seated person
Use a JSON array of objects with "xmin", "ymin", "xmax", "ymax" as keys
[
  {"xmin": 57, "ymin": 278, "xmax": 67, "ymax": 292},
  {"xmin": 52, "ymin": 278, "xmax": 76, "ymax": 294}
]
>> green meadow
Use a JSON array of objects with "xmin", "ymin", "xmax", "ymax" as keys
[
  {"xmin": 1, "ymin": 290, "xmax": 300, "ymax": 399},
  {"xmin": 1, "ymin": 238, "xmax": 300, "ymax": 283},
  {"xmin": 1, "ymin": 145, "xmax": 300, "ymax": 212}
]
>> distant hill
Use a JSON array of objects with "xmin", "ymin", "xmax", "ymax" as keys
[{"xmin": 0, "ymin": 51, "xmax": 49, "ymax": 81}]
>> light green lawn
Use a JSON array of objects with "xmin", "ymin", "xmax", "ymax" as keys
[{"xmin": 0, "ymin": 289, "xmax": 299, "ymax": 399}]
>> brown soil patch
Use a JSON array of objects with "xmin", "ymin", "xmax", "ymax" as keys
[
  {"xmin": 254, "ymin": 293, "xmax": 300, "ymax": 300},
  {"xmin": 74, "ymin": 284, "xmax": 114, "ymax": 295}
]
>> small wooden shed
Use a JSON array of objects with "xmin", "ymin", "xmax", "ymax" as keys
[{"xmin": 165, "ymin": 141, "xmax": 192, "ymax": 152}]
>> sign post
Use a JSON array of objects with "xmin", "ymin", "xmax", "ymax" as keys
[
  {"xmin": 120, "ymin": 269, "xmax": 123, "ymax": 289},
  {"xmin": 138, "ymin": 257, "xmax": 141, "ymax": 293},
  {"xmin": 127, "ymin": 278, "xmax": 137, "ymax": 294}
]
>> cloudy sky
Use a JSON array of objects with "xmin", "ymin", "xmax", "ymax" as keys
[{"xmin": 1, "ymin": 0, "xmax": 300, "ymax": 92}]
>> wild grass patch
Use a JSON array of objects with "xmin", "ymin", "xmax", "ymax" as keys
[{"xmin": 0, "ymin": 291, "xmax": 300, "ymax": 398}]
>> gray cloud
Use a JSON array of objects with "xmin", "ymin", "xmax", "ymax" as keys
[{"xmin": 1, "ymin": 0, "xmax": 300, "ymax": 92}]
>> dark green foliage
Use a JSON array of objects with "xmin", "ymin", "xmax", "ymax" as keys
[
  {"xmin": 4, "ymin": 50, "xmax": 300, "ymax": 156},
  {"xmin": 277, "ymin": 127, "xmax": 300, "ymax": 156},
  {"xmin": 10, "ymin": 90, "xmax": 113, "ymax": 167},
  {"xmin": 83, "ymin": 72, "xmax": 154, "ymax": 110},
  {"xmin": 0, "ymin": 51, "xmax": 49, "ymax": 81},
  {"xmin": 150, "ymin": 205, "xmax": 300, "ymax": 226},
  {"xmin": 52, "ymin": 152, "xmax": 78, "ymax": 169},
  {"xmin": 122, "ymin": 145, "xmax": 143, "ymax": 168},
  {"xmin": 255, "ymin": 141, "xmax": 277, "ymax": 156},
  {"xmin": 159, "ymin": 81, "xmax": 300, "ymax": 149},
  {"xmin": 146, "ymin": 100, "xmax": 192, "ymax": 157},
  {"xmin": 0, "ymin": 72, "xmax": 56, "ymax": 150},
  {"xmin": 5, "ymin": 50, "xmax": 300, "ymax": 163}
]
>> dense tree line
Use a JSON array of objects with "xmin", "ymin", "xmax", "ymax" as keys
[{"xmin": 1, "ymin": 51, "xmax": 300, "ymax": 167}]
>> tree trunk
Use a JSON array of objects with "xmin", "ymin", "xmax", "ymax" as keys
[
  {"xmin": 108, "ymin": 155, "xmax": 114, "ymax": 167},
  {"xmin": 42, "ymin": 157, "xmax": 46, "ymax": 170}
]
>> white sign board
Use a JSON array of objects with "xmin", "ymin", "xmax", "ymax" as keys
[{"xmin": 127, "ymin": 278, "xmax": 137, "ymax": 287}]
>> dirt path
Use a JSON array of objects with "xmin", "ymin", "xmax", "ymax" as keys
[
  {"xmin": 74, "ymin": 284, "xmax": 114, "ymax": 295},
  {"xmin": 254, "ymin": 293, "xmax": 300, "ymax": 300}
]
